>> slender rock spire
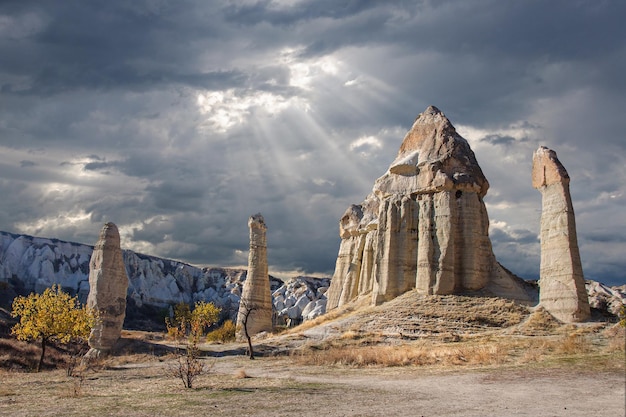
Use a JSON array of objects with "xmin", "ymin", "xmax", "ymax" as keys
[
  {"xmin": 532, "ymin": 146, "xmax": 590, "ymax": 322},
  {"xmin": 236, "ymin": 214, "xmax": 273, "ymax": 338},
  {"xmin": 85, "ymin": 222, "xmax": 129, "ymax": 358}
]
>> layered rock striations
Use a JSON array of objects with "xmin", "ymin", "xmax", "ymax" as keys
[
  {"xmin": 327, "ymin": 106, "xmax": 536, "ymax": 310},
  {"xmin": 86, "ymin": 223, "xmax": 129, "ymax": 357},
  {"xmin": 236, "ymin": 214, "xmax": 273, "ymax": 338},
  {"xmin": 532, "ymin": 146, "xmax": 590, "ymax": 322}
]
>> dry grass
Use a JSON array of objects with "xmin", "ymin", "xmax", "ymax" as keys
[
  {"xmin": 291, "ymin": 339, "xmax": 512, "ymax": 367},
  {"xmin": 291, "ymin": 325, "xmax": 623, "ymax": 370},
  {"xmin": 0, "ymin": 362, "xmax": 348, "ymax": 417},
  {"xmin": 604, "ymin": 325, "xmax": 626, "ymax": 352}
]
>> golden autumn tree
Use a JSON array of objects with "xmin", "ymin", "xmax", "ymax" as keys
[
  {"xmin": 165, "ymin": 301, "xmax": 221, "ymax": 388},
  {"xmin": 11, "ymin": 285, "xmax": 98, "ymax": 372},
  {"xmin": 165, "ymin": 301, "xmax": 221, "ymax": 343}
]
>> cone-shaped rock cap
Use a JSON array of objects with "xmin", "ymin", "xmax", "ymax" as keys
[{"xmin": 374, "ymin": 105, "xmax": 489, "ymax": 197}]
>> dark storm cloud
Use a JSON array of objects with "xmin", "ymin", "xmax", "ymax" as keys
[
  {"xmin": 480, "ymin": 135, "xmax": 518, "ymax": 146},
  {"xmin": 0, "ymin": 0, "xmax": 624, "ymax": 286},
  {"xmin": 489, "ymin": 228, "xmax": 538, "ymax": 246},
  {"xmin": 0, "ymin": 1, "xmax": 250, "ymax": 96},
  {"xmin": 19, "ymin": 160, "xmax": 37, "ymax": 168}
]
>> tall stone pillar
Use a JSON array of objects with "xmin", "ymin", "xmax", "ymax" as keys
[
  {"xmin": 532, "ymin": 146, "xmax": 590, "ymax": 322},
  {"xmin": 237, "ymin": 214, "xmax": 273, "ymax": 339},
  {"xmin": 85, "ymin": 222, "xmax": 129, "ymax": 358}
]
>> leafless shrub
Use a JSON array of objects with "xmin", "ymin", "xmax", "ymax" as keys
[{"xmin": 167, "ymin": 344, "xmax": 204, "ymax": 389}]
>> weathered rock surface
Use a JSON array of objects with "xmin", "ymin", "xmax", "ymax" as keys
[
  {"xmin": 532, "ymin": 146, "xmax": 591, "ymax": 322},
  {"xmin": 237, "ymin": 214, "xmax": 273, "ymax": 338},
  {"xmin": 327, "ymin": 106, "xmax": 536, "ymax": 310},
  {"xmin": 86, "ymin": 223, "xmax": 129, "ymax": 357}
]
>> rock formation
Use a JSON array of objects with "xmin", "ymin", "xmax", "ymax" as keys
[
  {"xmin": 327, "ymin": 106, "xmax": 536, "ymax": 310},
  {"xmin": 532, "ymin": 146, "xmax": 590, "ymax": 322},
  {"xmin": 0, "ymin": 231, "xmax": 326, "ymax": 325},
  {"xmin": 85, "ymin": 223, "xmax": 129, "ymax": 358},
  {"xmin": 236, "ymin": 214, "xmax": 273, "ymax": 338}
]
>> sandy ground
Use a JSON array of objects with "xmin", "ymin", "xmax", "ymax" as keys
[
  {"xmin": 0, "ymin": 346, "xmax": 624, "ymax": 417},
  {"xmin": 209, "ymin": 355, "xmax": 626, "ymax": 417}
]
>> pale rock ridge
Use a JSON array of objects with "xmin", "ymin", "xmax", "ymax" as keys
[
  {"xmin": 327, "ymin": 106, "xmax": 536, "ymax": 310},
  {"xmin": 237, "ymin": 214, "xmax": 273, "ymax": 338},
  {"xmin": 0, "ymin": 231, "xmax": 322, "ymax": 324},
  {"xmin": 86, "ymin": 223, "xmax": 129, "ymax": 357},
  {"xmin": 532, "ymin": 146, "xmax": 590, "ymax": 322}
]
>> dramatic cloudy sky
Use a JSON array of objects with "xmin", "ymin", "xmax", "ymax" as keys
[{"xmin": 1, "ymin": 1, "xmax": 624, "ymax": 286}]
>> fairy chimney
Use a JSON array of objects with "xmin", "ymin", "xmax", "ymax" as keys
[
  {"xmin": 532, "ymin": 146, "xmax": 590, "ymax": 322},
  {"xmin": 236, "ymin": 214, "xmax": 273, "ymax": 339},
  {"xmin": 326, "ymin": 106, "xmax": 536, "ymax": 310},
  {"xmin": 85, "ymin": 222, "xmax": 129, "ymax": 358}
]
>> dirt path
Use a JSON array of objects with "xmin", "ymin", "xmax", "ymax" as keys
[{"xmin": 209, "ymin": 356, "xmax": 626, "ymax": 417}]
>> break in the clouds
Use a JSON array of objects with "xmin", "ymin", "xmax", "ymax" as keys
[{"xmin": 0, "ymin": 0, "xmax": 624, "ymax": 286}]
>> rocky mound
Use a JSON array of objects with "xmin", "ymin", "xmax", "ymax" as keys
[{"xmin": 352, "ymin": 293, "xmax": 530, "ymax": 337}]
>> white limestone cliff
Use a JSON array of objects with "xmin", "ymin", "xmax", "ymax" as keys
[{"xmin": 0, "ymin": 231, "xmax": 328, "ymax": 324}]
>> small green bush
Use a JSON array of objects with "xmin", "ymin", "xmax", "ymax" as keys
[{"xmin": 206, "ymin": 320, "xmax": 236, "ymax": 343}]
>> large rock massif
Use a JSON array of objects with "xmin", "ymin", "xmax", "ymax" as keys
[
  {"xmin": 532, "ymin": 146, "xmax": 591, "ymax": 322},
  {"xmin": 327, "ymin": 106, "xmax": 536, "ymax": 310},
  {"xmin": 86, "ymin": 223, "xmax": 129, "ymax": 356},
  {"xmin": 237, "ymin": 214, "xmax": 273, "ymax": 338}
]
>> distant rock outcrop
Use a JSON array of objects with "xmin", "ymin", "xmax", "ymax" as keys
[
  {"xmin": 273, "ymin": 276, "xmax": 331, "ymax": 325},
  {"xmin": 237, "ymin": 214, "xmax": 273, "ymax": 338},
  {"xmin": 327, "ymin": 106, "xmax": 536, "ymax": 310},
  {"xmin": 85, "ymin": 223, "xmax": 129, "ymax": 357},
  {"xmin": 0, "ymin": 231, "xmax": 327, "ymax": 325},
  {"xmin": 586, "ymin": 280, "xmax": 626, "ymax": 317},
  {"xmin": 532, "ymin": 146, "xmax": 590, "ymax": 322}
]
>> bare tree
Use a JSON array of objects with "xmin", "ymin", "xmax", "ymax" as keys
[{"xmin": 238, "ymin": 299, "xmax": 258, "ymax": 360}]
